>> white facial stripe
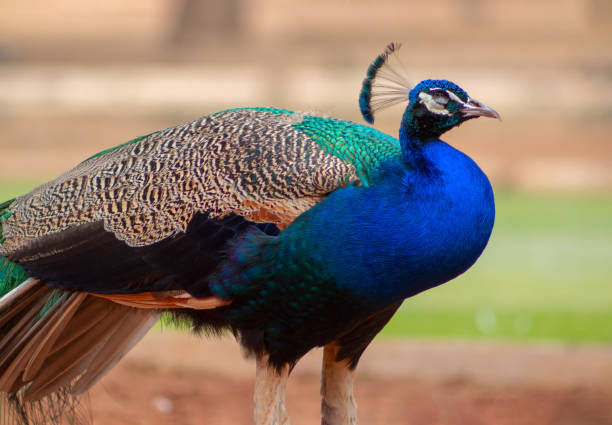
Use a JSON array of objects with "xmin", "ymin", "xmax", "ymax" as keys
[
  {"xmin": 446, "ymin": 90, "xmax": 466, "ymax": 104},
  {"xmin": 418, "ymin": 92, "xmax": 451, "ymax": 116}
]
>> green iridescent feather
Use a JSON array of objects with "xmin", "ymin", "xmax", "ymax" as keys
[
  {"xmin": 220, "ymin": 107, "xmax": 402, "ymax": 184},
  {"xmin": 0, "ymin": 199, "xmax": 28, "ymax": 296},
  {"xmin": 293, "ymin": 115, "xmax": 401, "ymax": 184},
  {"xmin": 82, "ymin": 132, "xmax": 155, "ymax": 162}
]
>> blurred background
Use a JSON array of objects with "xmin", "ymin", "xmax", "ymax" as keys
[{"xmin": 0, "ymin": 1, "xmax": 611, "ymax": 424}]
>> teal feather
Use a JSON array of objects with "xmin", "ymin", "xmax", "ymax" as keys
[
  {"xmin": 293, "ymin": 116, "xmax": 401, "ymax": 185},
  {"xmin": 0, "ymin": 257, "xmax": 28, "ymax": 296},
  {"xmin": 0, "ymin": 200, "xmax": 29, "ymax": 297},
  {"xmin": 81, "ymin": 132, "xmax": 156, "ymax": 163}
]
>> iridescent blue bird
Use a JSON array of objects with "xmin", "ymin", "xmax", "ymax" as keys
[{"xmin": 0, "ymin": 42, "xmax": 499, "ymax": 424}]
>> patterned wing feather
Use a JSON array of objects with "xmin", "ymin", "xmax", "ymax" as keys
[{"xmin": 0, "ymin": 108, "xmax": 400, "ymax": 295}]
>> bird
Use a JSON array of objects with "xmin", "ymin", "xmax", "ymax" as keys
[{"xmin": 0, "ymin": 42, "xmax": 499, "ymax": 425}]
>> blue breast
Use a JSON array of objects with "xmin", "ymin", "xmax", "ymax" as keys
[{"xmin": 286, "ymin": 140, "xmax": 495, "ymax": 307}]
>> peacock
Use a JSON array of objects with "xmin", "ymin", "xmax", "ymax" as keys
[{"xmin": 0, "ymin": 42, "xmax": 499, "ymax": 424}]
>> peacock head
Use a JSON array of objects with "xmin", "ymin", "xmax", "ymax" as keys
[
  {"xmin": 359, "ymin": 43, "xmax": 500, "ymax": 142},
  {"xmin": 402, "ymin": 79, "xmax": 500, "ymax": 141}
]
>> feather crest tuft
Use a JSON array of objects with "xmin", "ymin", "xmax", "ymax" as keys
[{"xmin": 359, "ymin": 42, "xmax": 411, "ymax": 124}]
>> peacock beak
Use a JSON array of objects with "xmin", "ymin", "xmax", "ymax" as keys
[{"xmin": 460, "ymin": 98, "xmax": 501, "ymax": 120}]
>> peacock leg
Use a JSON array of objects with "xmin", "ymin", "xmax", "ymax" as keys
[
  {"xmin": 254, "ymin": 354, "xmax": 291, "ymax": 425},
  {"xmin": 321, "ymin": 343, "xmax": 357, "ymax": 425}
]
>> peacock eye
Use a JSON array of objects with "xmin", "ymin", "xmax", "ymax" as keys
[{"xmin": 432, "ymin": 91, "xmax": 449, "ymax": 106}]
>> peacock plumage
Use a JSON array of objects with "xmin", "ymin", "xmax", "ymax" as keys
[{"xmin": 0, "ymin": 43, "xmax": 499, "ymax": 425}]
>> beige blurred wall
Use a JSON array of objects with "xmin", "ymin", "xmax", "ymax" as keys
[
  {"xmin": 0, "ymin": 0, "xmax": 610, "ymax": 190},
  {"xmin": 1, "ymin": 0, "xmax": 608, "ymax": 41}
]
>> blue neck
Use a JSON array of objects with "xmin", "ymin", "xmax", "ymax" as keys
[
  {"xmin": 278, "ymin": 140, "xmax": 495, "ymax": 308},
  {"xmin": 399, "ymin": 112, "xmax": 436, "ymax": 175}
]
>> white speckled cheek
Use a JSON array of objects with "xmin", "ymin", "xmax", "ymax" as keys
[{"xmin": 418, "ymin": 92, "xmax": 451, "ymax": 116}]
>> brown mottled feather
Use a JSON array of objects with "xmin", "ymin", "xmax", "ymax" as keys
[{"xmin": 1, "ymin": 109, "xmax": 358, "ymax": 257}]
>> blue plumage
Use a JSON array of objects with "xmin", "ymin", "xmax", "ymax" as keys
[{"xmin": 284, "ymin": 142, "xmax": 494, "ymax": 304}]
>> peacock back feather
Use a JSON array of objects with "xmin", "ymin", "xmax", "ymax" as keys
[
  {"xmin": 1, "ymin": 108, "xmax": 400, "ymax": 256},
  {"xmin": 0, "ymin": 108, "xmax": 402, "ymax": 299}
]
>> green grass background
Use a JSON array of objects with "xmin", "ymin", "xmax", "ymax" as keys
[{"xmin": 1, "ymin": 180, "xmax": 611, "ymax": 343}]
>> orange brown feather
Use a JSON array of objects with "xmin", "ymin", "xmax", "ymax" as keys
[{"xmin": 90, "ymin": 290, "xmax": 232, "ymax": 310}]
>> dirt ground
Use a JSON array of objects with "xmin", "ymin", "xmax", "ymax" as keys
[{"xmin": 85, "ymin": 332, "xmax": 612, "ymax": 425}]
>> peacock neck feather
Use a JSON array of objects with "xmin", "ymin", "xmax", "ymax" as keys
[
  {"xmin": 398, "ymin": 103, "xmax": 451, "ymax": 176},
  {"xmin": 399, "ymin": 113, "xmax": 431, "ymax": 176},
  {"xmin": 328, "ymin": 141, "xmax": 494, "ymax": 306}
]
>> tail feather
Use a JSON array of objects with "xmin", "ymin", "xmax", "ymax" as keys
[
  {"xmin": 0, "ymin": 278, "xmax": 160, "ymax": 424},
  {"xmin": 48, "ymin": 297, "xmax": 114, "ymax": 356},
  {"xmin": 0, "ymin": 279, "xmax": 45, "ymax": 327},
  {"xmin": 1, "ymin": 392, "xmax": 92, "ymax": 425},
  {"xmin": 23, "ymin": 293, "xmax": 87, "ymax": 382},
  {"xmin": 23, "ymin": 305, "xmax": 126, "ymax": 401},
  {"xmin": 72, "ymin": 310, "xmax": 159, "ymax": 394},
  {"xmin": 0, "ymin": 289, "xmax": 52, "ymax": 392},
  {"xmin": 23, "ymin": 346, "xmax": 98, "ymax": 403}
]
